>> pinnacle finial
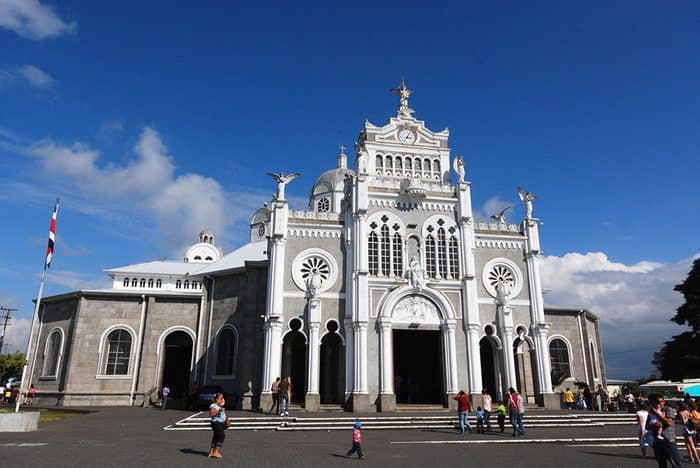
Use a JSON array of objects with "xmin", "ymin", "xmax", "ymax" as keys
[{"xmin": 391, "ymin": 79, "xmax": 414, "ymax": 117}]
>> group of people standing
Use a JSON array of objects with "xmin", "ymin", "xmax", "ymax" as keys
[
  {"xmin": 453, "ymin": 387, "xmax": 525, "ymax": 437},
  {"xmin": 269, "ymin": 376, "xmax": 292, "ymax": 416},
  {"xmin": 0, "ymin": 383, "xmax": 36, "ymax": 407},
  {"xmin": 563, "ymin": 384, "xmax": 609, "ymax": 411},
  {"xmin": 636, "ymin": 393, "xmax": 700, "ymax": 467}
]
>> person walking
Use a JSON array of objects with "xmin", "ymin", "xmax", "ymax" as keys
[
  {"xmin": 564, "ymin": 387, "xmax": 575, "ymax": 410},
  {"xmin": 583, "ymin": 385, "xmax": 594, "ymax": 411},
  {"xmin": 481, "ymin": 388, "xmax": 493, "ymax": 431},
  {"xmin": 161, "ymin": 384, "xmax": 170, "ymax": 410},
  {"xmin": 26, "ymin": 384, "xmax": 36, "ymax": 406},
  {"xmin": 269, "ymin": 377, "xmax": 281, "ymax": 415},
  {"xmin": 208, "ymin": 392, "xmax": 227, "ymax": 459},
  {"xmin": 496, "ymin": 400, "xmax": 506, "ymax": 433},
  {"xmin": 649, "ymin": 393, "xmax": 682, "ymax": 468},
  {"xmin": 278, "ymin": 377, "xmax": 290, "ymax": 416},
  {"xmin": 679, "ymin": 401, "xmax": 699, "ymax": 464},
  {"xmin": 636, "ymin": 400, "xmax": 653, "ymax": 458},
  {"xmin": 508, "ymin": 387, "xmax": 526, "ymax": 437},
  {"xmin": 476, "ymin": 406, "xmax": 485, "ymax": 434},
  {"xmin": 453, "ymin": 390, "xmax": 472, "ymax": 435},
  {"xmin": 345, "ymin": 420, "xmax": 364, "ymax": 459},
  {"xmin": 596, "ymin": 384, "xmax": 608, "ymax": 412}
]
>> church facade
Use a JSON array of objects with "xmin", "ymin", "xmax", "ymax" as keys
[{"xmin": 26, "ymin": 85, "xmax": 606, "ymax": 411}]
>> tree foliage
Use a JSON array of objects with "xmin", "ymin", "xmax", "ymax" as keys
[
  {"xmin": 653, "ymin": 258, "xmax": 700, "ymax": 380},
  {"xmin": 0, "ymin": 352, "xmax": 25, "ymax": 381}
]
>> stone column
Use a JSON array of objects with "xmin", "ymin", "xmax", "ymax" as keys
[
  {"xmin": 379, "ymin": 321, "xmax": 395, "ymax": 412},
  {"xmin": 306, "ymin": 319, "xmax": 321, "ymax": 411},
  {"xmin": 466, "ymin": 323, "xmax": 483, "ymax": 395},
  {"xmin": 352, "ymin": 321, "xmax": 370, "ymax": 412},
  {"xmin": 344, "ymin": 318, "xmax": 354, "ymax": 400},
  {"xmin": 443, "ymin": 321, "xmax": 459, "ymax": 394},
  {"xmin": 499, "ymin": 313, "xmax": 517, "ymax": 392},
  {"xmin": 260, "ymin": 317, "xmax": 283, "ymax": 411}
]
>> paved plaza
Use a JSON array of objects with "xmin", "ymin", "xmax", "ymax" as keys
[{"xmin": 1, "ymin": 408, "xmax": 687, "ymax": 467}]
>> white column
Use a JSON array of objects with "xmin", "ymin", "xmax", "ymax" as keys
[
  {"xmin": 262, "ymin": 318, "xmax": 283, "ymax": 394},
  {"xmin": 466, "ymin": 323, "xmax": 482, "ymax": 393},
  {"xmin": 500, "ymin": 321, "xmax": 517, "ymax": 391},
  {"xmin": 534, "ymin": 323, "xmax": 552, "ymax": 392},
  {"xmin": 344, "ymin": 318, "xmax": 354, "ymax": 396},
  {"xmin": 442, "ymin": 321, "xmax": 459, "ymax": 394},
  {"xmin": 307, "ymin": 321, "xmax": 320, "ymax": 394},
  {"xmin": 379, "ymin": 321, "xmax": 393, "ymax": 394},
  {"xmin": 354, "ymin": 321, "xmax": 368, "ymax": 393}
]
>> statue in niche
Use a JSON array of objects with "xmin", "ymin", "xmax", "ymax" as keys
[
  {"xmin": 305, "ymin": 271, "xmax": 323, "ymax": 299},
  {"xmin": 405, "ymin": 256, "xmax": 427, "ymax": 290},
  {"xmin": 518, "ymin": 186, "xmax": 536, "ymax": 220},
  {"xmin": 452, "ymin": 155, "xmax": 466, "ymax": 184},
  {"xmin": 356, "ymin": 147, "xmax": 368, "ymax": 174},
  {"xmin": 267, "ymin": 172, "xmax": 300, "ymax": 201},
  {"xmin": 495, "ymin": 280, "xmax": 513, "ymax": 307},
  {"xmin": 490, "ymin": 206, "xmax": 511, "ymax": 224}
]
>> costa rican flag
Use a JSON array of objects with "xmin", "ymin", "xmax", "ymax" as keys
[{"xmin": 45, "ymin": 198, "xmax": 59, "ymax": 269}]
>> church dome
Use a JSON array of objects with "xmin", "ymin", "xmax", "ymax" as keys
[{"xmin": 311, "ymin": 167, "xmax": 355, "ymax": 196}]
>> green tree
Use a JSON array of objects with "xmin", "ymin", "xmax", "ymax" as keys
[
  {"xmin": 653, "ymin": 258, "xmax": 700, "ymax": 380},
  {"xmin": 0, "ymin": 352, "xmax": 25, "ymax": 380}
]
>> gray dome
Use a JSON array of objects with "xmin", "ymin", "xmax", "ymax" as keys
[{"xmin": 311, "ymin": 167, "xmax": 355, "ymax": 197}]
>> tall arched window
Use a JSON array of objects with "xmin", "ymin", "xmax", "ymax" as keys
[
  {"xmin": 404, "ymin": 157, "xmax": 412, "ymax": 173},
  {"xmin": 156, "ymin": 279, "xmax": 162, "ymax": 288},
  {"xmin": 368, "ymin": 231, "xmax": 379, "ymax": 275},
  {"xmin": 131, "ymin": 278, "xmax": 137, "ymax": 287},
  {"xmin": 549, "ymin": 338, "xmax": 571, "ymax": 378},
  {"xmin": 425, "ymin": 235, "xmax": 436, "ymax": 277},
  {"xmin": 42, "ymin": 329, "xmax": 62, "ymax": 377},
  {"xmin": 432, "ymin": 159, "xmax": 440, "ymax": 178},
  {"xmin": 385, "ymin": 155, "xmax": 393, "ymax": 175},
  {"xmin": 104, "ymin": 329, "xmax": 132, "ymax": 375},
  {"xmin": 376, "ymin": 155, "xmax": 383, "ymax": 174},
  {"xmin": 139, "ymin": 278, "xmax": 146, "ymax": 288},
  {"xmin": 215, "ymin": 327, "xmax": 237, "ymax": 375},
  {"xmin": 392, "ymin": 232, "xmax": 403, "ymax": 276},
  {"xmin": 423, "ymin": 158, "xmax": 431, "ymax": 177},
  {"xmin": 184, "ymin": 280, "xmax": 190, "ymax": 289},
  {"xmin": 380, "ymin": 224, "xmax": 390, "ymax": 275},
  {"xmin": 590, "ymin": 342, "xmax": 598, "ymax": 379},
  {"xmin": 449, "ymin": 237, "xmax": 460, "ymax": 279},
  {"xmin": 437, "ymin": 228, "xmax": 448, "ymax": 279},
  {"xmin": 148, "ymin": 278, "xmax": 154, "ymax": 288},
  {"xmin": 176, "ymin": 280, "xmax": 182, "ymax": 289},
  {"xmin": 395, "ymin": 156, "xmax": 402, "ymax": 175}
]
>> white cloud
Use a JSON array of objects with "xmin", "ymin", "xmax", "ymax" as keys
[
  {"xmin": 46, "ymin": 269, "xmax": 111, "ymax": 290},
  {"xmin": 475, "ymin": 195, "xmax": 517, "ymax": 223},
  {"xmin": 2, "ymin": 317, "xmax": 29, "ymax": 353},
  {"xmin": 0, "ymin": 0, "xmax": 76, "ymax": 40},
  {"xmin": 540, "ymin": 251, "xmax": 696, "ymax": 379},
  {"xmin": 0, "ymin": 64, "xmax": 55, "ymax": 89}
]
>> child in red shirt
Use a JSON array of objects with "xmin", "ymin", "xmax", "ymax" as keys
[{"xmin": 346, "ymin": 420, "xmax": 365, "ymax": 459}]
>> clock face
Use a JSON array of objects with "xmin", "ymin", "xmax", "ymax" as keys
[
  {"xmin": 257, "ymin": 224, "xmax": 266, "ymax": 237},
  {"xmin": 398, "ymin": 129, "xmax": 416, "ymax": 144}
]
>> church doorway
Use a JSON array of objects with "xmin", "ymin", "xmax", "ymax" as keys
[
  {"xmin": 393, "ymin": 329, "xmax": 443, "ymax": 404},
  {"xmin": 281, "ymin": 319, "xmax": 306, "ymax": 405},
  {"xmin": 320, "ymin": 329, "xmax": 343, "ymax": 404},
  {"xmin": 480, "ymin": 336, "xmax": 498, "ymax": 399},
  {"xmin": 514, "ymin": 337, "xmax": 536, "ymax": 404},
  {"xmin": 161, "ymin": 331, "xmax": 193, "ymax": 398}
]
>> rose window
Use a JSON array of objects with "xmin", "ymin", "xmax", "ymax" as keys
[
  {"xmin": 488, "ymin": 265, "xmax": 515, "ymax": 291},
  {"xmin": 300, "ymin": 256, "xmax": 330, "ymax": 283},
  {"xmin": 482, "ymin": 258, "xmax": 523, "ymax": 299},
  {"xmin": 292, "ymin": 249, "xmax": 338, "ymax": 294}
]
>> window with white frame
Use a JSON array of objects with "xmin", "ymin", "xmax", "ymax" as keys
[
  {"xmin": 549, "ymin": 338, "xmax": 571, "ymax": 378},
  {"xmin": 367, "ymin": 214, "xmax": 404, "ymax": 277},
  {"xmin": 422, "ymin": 217, "xmax": 460, "ymax": 280},
  {"xmin": 103, "ymin": 329, "xmax": 132, "ymax": 375},
  {"xmin": 42, "ymin": 329, "xmax": 62, "ymax": 377}
]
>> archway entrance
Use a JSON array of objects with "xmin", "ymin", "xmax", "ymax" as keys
[
  {"xmin": 514, "ymin": 338, "xmax": 536, "ymax": 404},
  {"xmin": 480, "ymin": 337, "xmax": 498, "ymax": 399},
  {"xmin": 320, "ymin": 332, "xmax": 342, "ymax": 404},
  {"xmin": 393, "ymin": 329, "xmax": 442, "ymax": 404},
  {"xmin": 282, "ymin": 329, "xmax": 306, "ymax": 405},
  {"xmin": 161, "ymin": 331, "xmax": 193, "ymax": 398}
]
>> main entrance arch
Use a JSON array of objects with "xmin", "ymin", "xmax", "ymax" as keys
[
  {"xmin": 377, "ymin": 287, "xmax": 459, "ymax": 410},
  {"xmin": 160, "ymin": 330, "xmax": 194, "ymax": 398},
  {"xmin": 281, "ymin": 319, "xmax": 307, "ymax": 405}
]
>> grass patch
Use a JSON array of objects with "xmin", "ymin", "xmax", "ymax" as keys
[{"xmin": 0, "ymin": 407, "xmax": 85, "ymax": 423}]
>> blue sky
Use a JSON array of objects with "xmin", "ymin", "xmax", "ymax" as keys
[{"xmin": 0, "ymin": 1, "xmax": 698, "ymax": 379}]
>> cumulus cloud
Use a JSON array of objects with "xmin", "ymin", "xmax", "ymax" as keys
[
  {"xmin": 46, "ymin": 269, "xmax": 112, "ymax": 291},
  {"xmin": 475, "ymin": 195, "xmax": 517, "ymax": 223},
  {"xmin": 1, "ymin": 316, "xmax": 29, "ymax": 353},
  {"xmin": 0, "ymin": 64, "xmax": 55, "ymax": 89},
  {"xmin": 540, "ymin": 251, "xmax": 696, "ymax": 379},
  {"xmin": 0, "ymin": 0, "xmax": 76, "ymax": 40}
]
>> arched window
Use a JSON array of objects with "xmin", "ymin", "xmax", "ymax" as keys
[
  {"xmin": 205, "ymin": 256, "xmax": 213, "ymax": 261},
  {"xmin": 385, "ymin": 155, "xmax": 393, "ymax": 175},
  {"xmin": 156, "ymin": 279, "xmax": 162, "ymax": 288},
  {"xmin": 148, "ymin": 278, "xmax": 154, "ymax": 288},
  {"xmin": 131, "ymin": 278, "xmax": 137, "ymax": 287},
  {"xmin": 404, "ymin": 157, "xmax": 412, "ymax": 172},
  {"xmin": 123, "ymin": 278, "xmax": 129, "ymax": 287},
  {"xmin": 368, "ymin": 231, "xmax": 379, "ymax": 275},
  {"xmin": 414, "ymin": 158, "xmax": 421, "ymax": 172},
  {"xmin": 380, "ymin": 224, "xmax": 390, "ymax": 275},
  {"xmin": 192, "ymin": 281, "xmax": 198, "ymax": 289},
  {"xmin": 423, "ymin": 158, "xmax": 431, "ymax": 177},
  {"xmin": 176, "ymin": 280, "xmax": 182, "ymax": 289},
  {"xmin": 449, "ymin": 237, "xmax": 460, "ymax": 279},
  {"xmin": 184, "ymin": 280, "xmax": 189, "ymax": 289},
  {"xmin": 42, "ymin": 329, "xmax": 62, "ymax": 377},
  {"xmin": 425, "ymin": 235, "xmax": 436, "ymax": 278},
  {"xmin": 392, "ymin": 233, "xmax": 403, "ymax": 276},
  {"xmin": 437, "ymin": 228, "xmax": 448, "ymax": 279},
  {"xmin": 590, "ymin": 342, "xmax": 598, "ymax": 379},
  {"xmin": 139, "ymin": 278, "xmax": 146, "ymax": 288},
  {"xmin": 433, "ymin": 159, "xmax": 440, "ymax": 178},
  {"xmin": 376, "ymin": 155, "xmax": 383, "ymax": 172},
  {"xmin": 549, "ymin": 338, "xmax": 571, "ymax": 378},
  {"xmin": 194, "ymin": 256, "xmax": 202, "ymax": 260},
  {"xmin": 395, "ymin": 156, "xmax": 402, "ymax": 174},
  {"xmin": 104, "ymin": 329, "xmax": 132, "ymax": 375},
  {"xmin": 215, "ymin": 327, "xmax": 237, "ymax": 375}
]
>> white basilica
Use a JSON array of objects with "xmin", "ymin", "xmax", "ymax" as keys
[{"xmin": 27, "ymin": 83, "xmax": 605, "ymax": 410}]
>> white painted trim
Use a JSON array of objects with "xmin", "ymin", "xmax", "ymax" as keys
[
  {"xmin": 40, "ymin": 327, "xmax": 65, "ymax": 379},
  {"xmin": 320, "ymin": 318, "xmax": 346, "ymax": 346},
  {"xmin": 282, "ymin": 291, "xmax": 345, "ymax": 299},
  {"xmin": 478, "ymin": 297, "xmax": 531, "ymax": 306},
  {"xmin": 548, "ymin": 334, "xmax": 574, "ymax": 379},
  {"xmin": 96, "ymin": 324, "xmax": 138, "ymax": 379}
]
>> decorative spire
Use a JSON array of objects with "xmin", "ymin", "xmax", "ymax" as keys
[
  {"xmin": 337, "ymin": 145, "xmax": 347, "ymax": 169},
  {"xmin": 391, "ymin": 77, "xmax": 414, "ymax": 117}
]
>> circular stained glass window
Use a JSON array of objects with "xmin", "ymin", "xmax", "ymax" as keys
[
  {"xmin": 487, "ymin": 264, "xmax": 515, "ymax": 291},
  {"xmin": 481, "ymin": 258, "xmax": 523, "ymax": 299},
  {"xmin": 257, "ymin": 224, "xmax": 265, "ymax": 237},
  {"xmin": 300, "ymin": 256, "xmax": 330, "ymax": 282}
]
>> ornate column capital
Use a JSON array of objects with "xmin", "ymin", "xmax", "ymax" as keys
[
  {"xmin": 467, "ymin": 323, "xmax": 481, "ymax": 334},
  {"xmin": 441, "ymin": 320, "xmax": 457, "ymax": 332},
  {"xmin": 379, "ymin": 320, "xmax": 392, "ymax": 331},
  {"xmin": 354, "ymin": 321, "xmax": 368, "ymax": 331},
  {"xmin": 308, "ymin": 322, "xmax": 321, "ymax": 332}
]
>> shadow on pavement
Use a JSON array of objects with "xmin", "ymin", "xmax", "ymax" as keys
[
  {"xmin": 580, "ymin": 451, "xmax": 649, "ymax": 461},
  {"xmin": 180, "ymin": 448, "xmax": 210, "ymax": 457}
]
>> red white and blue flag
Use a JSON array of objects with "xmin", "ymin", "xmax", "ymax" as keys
[{"xmin": 45, "ymin": 198, "xmax": 59, "ymax": 269}]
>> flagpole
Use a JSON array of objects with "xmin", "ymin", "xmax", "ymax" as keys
[
  {"xmin": 16, "ymin": 197, "xmax": 58, "ymax": 413},
  {"xmin": 15, "ymin": 268, "xmax": 46, "ymax": 413}
]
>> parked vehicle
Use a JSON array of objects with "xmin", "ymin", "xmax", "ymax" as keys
[{"xmin": 5, "ymin": 377, "xmax": 20, "ymax": 388}]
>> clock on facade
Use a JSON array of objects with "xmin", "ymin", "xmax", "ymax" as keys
[{"xmin": 398, "ymin": 129, "xmax": 416, "ymax": 144}]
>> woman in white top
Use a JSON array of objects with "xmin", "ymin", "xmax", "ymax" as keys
[
  {"xmin": 208, "ymin": 393, "xmax": 227, "ymax": 459},
  {"xmin": 636, "ymin": 401, "xmax": 652, "ymax": 458},
  {"xmin": 481, "ymin": 388, "xmax": 493, "ymax": 431}
]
